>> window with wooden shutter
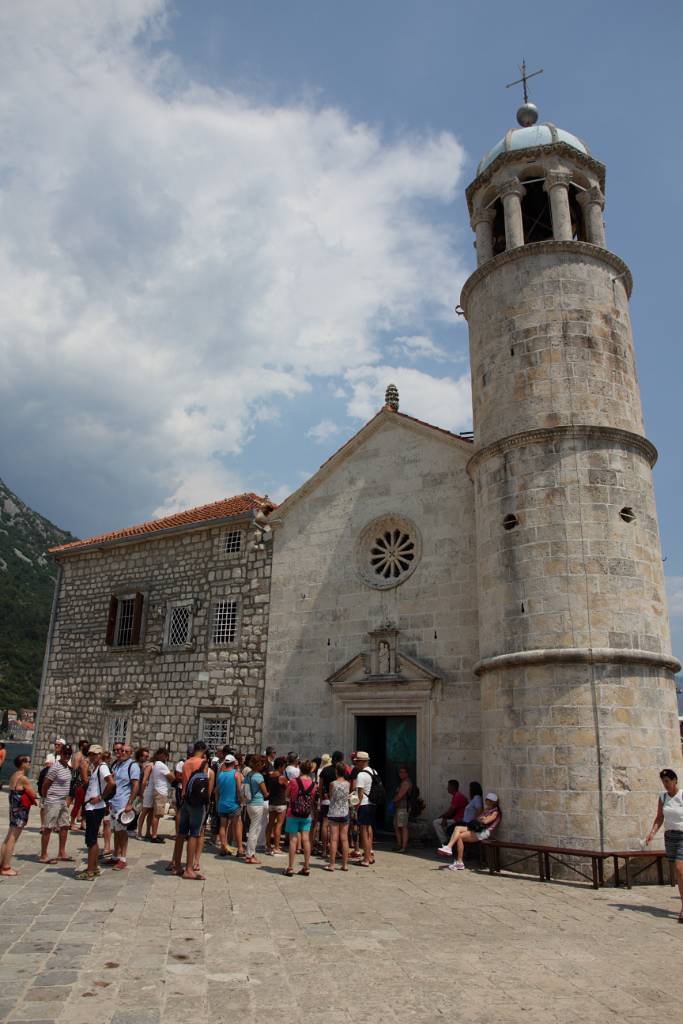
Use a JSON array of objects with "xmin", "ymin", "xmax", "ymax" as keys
[
  {"xmin": 106, "ymin": 596, "xmax": 119, "ymax": 645},
  {"xmin": 107, "ymin": 591, "xmax": 145, "ymax": 647},
  {"xmin": 131, "ymin": 591, "xmax": 144, "ymax": 645}
]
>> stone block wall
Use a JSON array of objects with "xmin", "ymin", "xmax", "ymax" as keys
[
  {"xmin": 473, "ymin": 437, "xmax": 670, "ymax": 659},
  {"xmin": 464, "ymin": 244, "xmax": 644, "ymax": 447},
  {"xmin": 35, "ymin": 518, "xmax": 272, "ymax": 765},
  {"xmin": 482, "ymin": 660, "xmax": 681, "ymax": 848},
  {"xmin": 262, "ymin": 415, "xmax": 481, "ymax": 815}
]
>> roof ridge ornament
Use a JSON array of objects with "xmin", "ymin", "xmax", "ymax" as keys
[
  {"xmin": 506, "ymin": 59, "xmax": 543, "ymax": 127},
  {"xmin": 385, "ymin": 383, "xmax": 399, "ymax": 411}
]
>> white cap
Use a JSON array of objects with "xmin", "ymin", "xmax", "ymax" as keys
[
  {"xmin": 486, "ymin": 792, "xmax": 498, "ymax": 802},
  {"xmin": 56, "ymin": 737, "xmax": 66, "ymax": 745},
  {"xmin": 223, "ymin": 754, "xmax": 237, "ymax": 764}
]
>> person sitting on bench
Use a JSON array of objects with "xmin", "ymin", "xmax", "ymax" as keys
[{"xmin": 436, "ymin": 792, "xmax": 501, "ymax": 871}]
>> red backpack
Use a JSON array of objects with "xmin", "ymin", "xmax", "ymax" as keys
[{"xmin": 290, "ymin": 777, "xmax": 315, "ymax": 818}]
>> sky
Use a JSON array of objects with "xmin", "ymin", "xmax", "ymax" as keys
[{"xmin": 1, "ymin": 0, "xmax": 682, "ymax": 670}]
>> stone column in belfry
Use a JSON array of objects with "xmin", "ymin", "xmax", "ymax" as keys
[{"xmin": 462, "ymin": 102, "xmax": 681, "ymax": 850}]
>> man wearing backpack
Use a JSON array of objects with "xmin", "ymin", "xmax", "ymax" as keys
[
  {"xmin": 75, "ymin": 745, "xmax": 114, "ymax": 880},
  {"xmin": 354, "ymin": 752, "xmax": 382, "ymax": 867},
  {"xmin": 170, "ymin": 741, "xmax": 212, "ymax": 880},
  {"xmin": 109, "ymin": 743, "xmax": 141, "ymax": 871}
]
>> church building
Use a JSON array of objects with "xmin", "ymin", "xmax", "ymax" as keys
[{"xmin": 35, "ymin": 98, "xmax": 682, "ymax": 846}]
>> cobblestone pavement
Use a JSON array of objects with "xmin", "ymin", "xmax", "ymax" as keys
[{"xmin": 0, "ymin": 810, "xmax": 680, "ymax": 1024}]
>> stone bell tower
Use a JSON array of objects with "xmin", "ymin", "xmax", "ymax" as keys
[{"xmin": 461, "ymin": 95, "xmax": 682, "ymax": 849}]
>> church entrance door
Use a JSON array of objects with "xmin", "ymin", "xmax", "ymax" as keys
[{"xmin": 355, "ymin": 714, "xmax": 416, "ymax": 826}]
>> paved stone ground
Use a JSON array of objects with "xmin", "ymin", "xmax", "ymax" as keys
[{"xmin": 0, "ymin": 808, "xmax": 680, "ymax": 1024}]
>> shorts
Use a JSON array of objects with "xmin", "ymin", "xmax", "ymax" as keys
[
  {"xmin": 664, "ymin": 830, "xmax": 683, "ymax": 862},
  {"xmin": 44, "ymin": 800, "xmax": 71, "ymax": 831},
  {"xmin": 393, "ymin": 808, "xmax": 409, "ymax": 828},
  {"xmin": 269, "ymin": 805, "xmax": 287, "ymax": 814},
  {"xmin": 328, "ymin": 816, "xmax": 349, "ymax": 826},
  {"xmin": 153, "ymin": 794, "xmax": 167, "ymax": 818},
  {"xmin": 143, "ymin": 787, "xmax": 155, "ymax": 810},
  {"xmin": 319, "ymin": 804, "xmax": 330, "ymax": 819},
  {"xmin": 111, "ymin": 814, "xmax": 131, "ymax": 833},
  {"xmin": 285, "ymin": 816, "xmax": 312, "ymax": 834},
  {"xmin": 357, "ymin": 804, "xmax": 376, "ymax": 827},
  {"xmin": 85, "ymin": 807, "xmax": 106, "ymax": 848},
  {"xmin": 219, "ymin": 806, "xmax": 241, "ymax": 821},
  {"xmin": 179, "ymin": 800, "xmax": 207, "ymax": 838}
]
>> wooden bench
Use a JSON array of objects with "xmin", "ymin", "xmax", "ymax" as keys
[{"xmin": 481, "ymin": 838, "xmax": 673, "ymax": 890}]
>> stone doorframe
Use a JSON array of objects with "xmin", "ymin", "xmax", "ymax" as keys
[{"xmin": 327, "ymin": 672, "xmax": 438, "ymax": 813}]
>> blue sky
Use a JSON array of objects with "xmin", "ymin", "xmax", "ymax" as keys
[{"xmin": 1, "ymin": 0, "xmax": 682, "ymax": 672}]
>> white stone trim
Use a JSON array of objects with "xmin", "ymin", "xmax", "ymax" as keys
[{"xmin": 474, "ymin": 646, "xmax": 681, "ymax": 676}]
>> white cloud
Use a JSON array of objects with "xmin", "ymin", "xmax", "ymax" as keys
[
  {"xmin": 666, "ymin": 577, "xmax": 683, "ymax": 618},
  {"xmin": 0, "ymin": 1, "xmax": 468, "ymax": 529},
  {"xmin": 345, "ymin": 365, "xmax": 472, "ymax": 433},
  {"xmin": 390, "ymin": 334, "xmax": 448, "ymax": 361},
  {"xmin": 306, "ymin": 419, "xmax": 341, "ymax": 444}
]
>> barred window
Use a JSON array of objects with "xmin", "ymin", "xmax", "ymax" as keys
[
  {"xmin": 107, "ymin": 714, "xmax": 130, "ymax": 748},
  {"xmin": 199, "ymin": 715, "xmax": 231, "ymax": 750},
  {"xmin": 116, "ymin": 598, "xmax": 136, "ymax": 646},
  {"xmin": 212, "ymin": 599, "xmax": 238, "ymax": 645},
  {"xmin": 168, "ymin": 605, "xmax": 191, "ymax": 646},
  {"xmin": 224, "ymin": 530, "xmax": 242, "ymax": 554}
]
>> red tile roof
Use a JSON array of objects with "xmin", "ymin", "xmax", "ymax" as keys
[{"xmin": 50, "ymin": 493, "xmax": 273, "ymax": 556}]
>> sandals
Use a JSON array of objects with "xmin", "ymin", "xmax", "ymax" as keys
[
  {"xmin": 297, "ymin": 868, "xmax": 310, "ymax": 876},
  {"xmin": 282, "ymin": 868, "xmax": 294, "ymax": 877},
  {"xmin": 74, "ymin": 870, "xmax": 95, "ymax": 881},
  {"xmin": 244, "ymin": 856, "xmax": 261, "ymax": 865},
  {"xmin": 324, "ymin": 865, "xmax": 335, "ymax": 872}
]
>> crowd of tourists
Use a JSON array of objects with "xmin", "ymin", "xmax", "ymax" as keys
[
  {"xmin": 1, "ymin": 738, "xmax": 682, "ymax": 920},
  {"xmin": 0, "ymin": 738, "xmax": 417, "ymax": 879}
]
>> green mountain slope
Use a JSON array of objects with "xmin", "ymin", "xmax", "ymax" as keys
[{"xmin": 0, "ymin": 479, "xmax": 75, "ymax": 708}]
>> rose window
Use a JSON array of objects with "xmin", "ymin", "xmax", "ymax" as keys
[
  {"xmin": 370, "ymin": 529, "xmax": 415, "ymax": 580},
  {"xmin": 355, "ymin": 514, "xmax": 422, "ymax": 590}
]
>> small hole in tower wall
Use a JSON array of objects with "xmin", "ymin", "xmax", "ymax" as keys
[
  {"xmin": 619, "ymin": 506, "xmax": 636, "ymax": 523},
  {"xmin": 503, "ymin": 514, "xmax": 519, "ymax": 531}
]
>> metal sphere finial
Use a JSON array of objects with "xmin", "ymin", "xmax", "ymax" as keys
[
  {"xmin": 516, "ymin": 101, "xmax": 539, "ymax": 127},
  {"xmin": 385, "ymin": 383, "xmax": 399, "ymax": 411}
]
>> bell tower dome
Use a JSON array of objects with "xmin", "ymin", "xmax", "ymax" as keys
[{"xmin": 462, "ymin": 95, "xmax": 682, "ymax": 850}]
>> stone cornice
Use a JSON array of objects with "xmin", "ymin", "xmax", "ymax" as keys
[
  {"xmin": 459, "ymin": 240, "xmax": 632, "ymax": 315},
  {"xmin": 465, "ymin": 142, "xmax": 606, "ymax": 214},
  {"xmin": 474, "ymin": 647, "xmax": 681, "ymax": 676},
  {"xmin": 466, "ymin": 425, "xmax": 658, "ymax": 477}
]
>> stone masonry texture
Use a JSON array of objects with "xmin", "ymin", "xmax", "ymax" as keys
[
  {"xmin": 465, "ymin": 142, "xmax": 682, "ymax": 851},
  {"xmin": 35, "ymin": 517, "xmax": 271, "ymax": 765}
]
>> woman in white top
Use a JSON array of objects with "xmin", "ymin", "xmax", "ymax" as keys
[
  {"xmin": 645, "ymin": 768, "xmax": 683, "ymax": 922},
  {"xmin": 325, "ymin": 762, "xmax": 351, "ymax": 872}
]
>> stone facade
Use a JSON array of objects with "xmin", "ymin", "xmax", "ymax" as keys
[
  {"xmin": 261, "ymin": 412, "xmax": 480, "ymax": 815},
  {"xmin": 35, "ymin": 511, "xmax": 272, "ymax": 765}
]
